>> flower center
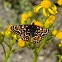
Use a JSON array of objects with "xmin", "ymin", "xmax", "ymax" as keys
[{"xmin": 41, "ymin": 1, "xmax": 51, "ymax": 8}]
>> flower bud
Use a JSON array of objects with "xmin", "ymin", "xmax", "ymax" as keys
[
  {"xmin": 5, "ymin": 30, "xmax": 11, "ymax": 38},
  {"xmin": 52, "ymin": 30, "xmax": 58, "ymax": 36}
]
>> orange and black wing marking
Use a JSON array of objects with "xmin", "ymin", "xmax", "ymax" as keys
[
  {"xmin": 10, "ymin": 25, "xmax": 31, "ymax": 41},
  {"xmin": 21, "ymin": 30, "xmax": 31, "ymax": 41},
  {"xmin": 10, "ymin": 25, "xmax": 21, "ymax": 35},
  {"xmin": 32, "ymin": 26, "xmax": 51, "ymax": 43},
  {"xmin": 40, "ymin": 28, "xmax": 51, "ymax": 39},
  {"xmin": 10, "ymin": 25, "xmax": 51, "ymax": 43},
  {"xmin": 32, "ymin": 26, "xmax": 42, "ymax": 43}
]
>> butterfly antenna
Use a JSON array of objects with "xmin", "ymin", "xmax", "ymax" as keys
[
  {"xmin": 7, "ymin": 23, "xmax": 10, "ymax": 26},
  {"xmin": 7, "ymin": 23, "xmax": 13, "ymax": 27}
]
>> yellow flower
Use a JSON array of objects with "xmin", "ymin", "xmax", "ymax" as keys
[
  {"xmin": 56, "ymin": 31, "xmax": 62, "ymax": 47},
  {"xmin": 45, "ymin": 20, "xmax": 53, "ymax": 25},
  {"xmin": 44, "ymin": 21, "xmax": 53, "ymax": 28},
  {"xmin": 44, "ymin": 15, "xmax": 55, "ymax": 28},
  {"xmin": 56, "ymin": 31, "xmax": 62, "ymax": 40},
  {"xmin": 21, "ymin": 19, "xmax": 27, "ymax": 25},
  {"xmin": 59, "ymin": 40, "xmax": 62, "ymax": 47},
  {"xmin": 41, "ymin": 0, "xmax": 51, "ymax": 8},
  {"xmin": 27, "ymin": 11, "xmax": 34, "ymax": 17},
  {"xmin": 21, "ymin": 14, "xmax": 30, "ymax": 25},
  {"xmin": 21, "ymin": 14, "xmax": 29, "ymax": 21},
  {"xmin": 5, "ymin": 30, "xmax": 11, "ymax": 38},
  {"xmin": 44, "ymin": 23, "xmax": 50, "ymax": 28},
  {"xmin": 48, "ymin": 15, "xmax": 56, "ymax": 21},
  {"xmin": 34, "ymin": 0, "xmax": 58, "ymax": 16},
  {"xmin": 48, "ymin": 5, "xmax": 58, "ymax": 15},
  {"xmin": 34, "ymin": 4, "xmax": 42, "ymax": 12},
  {"xmin": 1, "ymin": 31, "xmax": 5, "ymax": 36},
  {"xmin": 18, "ymin": 38, "xmax": 25, "ymax": 48},
  {"xmin": 31, "ymin": 21, "xmax": 43, "ymax": 27},
  {"xmin": 45, "ymin": 15, "xmax": 55, "ymax": 25},
  {"xmin": 12, "ymin": 34, "xmax": 17, "ymax": 40},
  {"xmin": 57, "ymin": 0, "xmax": 62, "ymax": 6},
  {"xmin": 5, "ymin": 24, "xmax": 14, "ymax": 38},
  {"xmin": 52, "ymin": 30, "xmax": 58, "ymax": 36}
]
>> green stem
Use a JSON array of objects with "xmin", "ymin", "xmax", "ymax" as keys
[
  {"xmin": 1, "ymin": 43, "xmax": 6, "ymax": 57},
  {"xmin": 33, "ymin": 43, "xmax": 38, "ymax": 62},
  {"xmin": 33, "ymin": 54, "xmax": 37, "ymax": 62},
  {"xmin": 8, "ymin": 39, "xmax": 10, "ymax": 45},
  {"xmin": 12, "ymin": 46, "xmax": 20, "ymax": 52},
  {"xmin": 4, "ymin": 41, "xmax": 10, "ymax": 47},
  {"xmin": 44, "ymin": 17, "xmax": 47, "ymax": 20},
  {"xmin": 11, "ymin": 39, "xmax": 16, "ymax": 47},
  {"xmin": 37, "ymin": 40, "xmax": 46, "ymax": 55},
  {"xmin": 43, "ymin": 17, "xmax": 47, "ymax": 24},
  {"xmin": 4, "ymin": 48, "xmax": 12, "ymax": 62}
]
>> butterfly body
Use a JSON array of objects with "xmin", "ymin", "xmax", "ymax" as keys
[
  {"xmin": 10, "ymin": 23, "xmax": 51, "ymax": 43},
  {"xmin": 26, "ymin": 25, "xmax": 37, "ymax": 37}
]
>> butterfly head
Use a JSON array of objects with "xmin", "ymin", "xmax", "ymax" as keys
[
  {"xmin": 10, "ymin": 25, "xmax": 14, "ymax": 30},
  {"xmin": 32, "ymin": 22, "xmax": 34, "ymax": 26}
]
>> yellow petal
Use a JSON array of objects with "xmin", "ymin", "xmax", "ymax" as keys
[
  {"xmin": 31, "ymin": 21, "xmax": 43, "ymax": 27},
  {"xmin": 48, "ymin": 8, "xmax": 55, "ymax": 15},
  {"xmin": 34, "ymin": 4, "xmax": 42, "ymax": 13},
  {"xmin": 52, "ymin": 4, "xmax": 57, "ymax": 10},
  {"xmin": 43, "ymin": 8, "xmax": 48, "ymax": 17},
  {"xmin": 52, "ymin": 5, "xmax": 58, "ymax": 14}
]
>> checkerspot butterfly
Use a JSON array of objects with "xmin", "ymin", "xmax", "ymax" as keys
[{"xmin": 10, "ymin": 23, "xmax": 51, "ymax": 43}]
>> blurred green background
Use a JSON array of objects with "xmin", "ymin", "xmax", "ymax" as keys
[{"xmin": 0, "ymin": 0, "xmax": 62, "ymax": 62}]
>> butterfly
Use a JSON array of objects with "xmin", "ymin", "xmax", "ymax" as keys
[{"xmin": 10, "ymin": 23, "xmax": 51, "ymax": 43}]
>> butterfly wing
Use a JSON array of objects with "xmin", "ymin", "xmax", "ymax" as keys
[
  {"xmin": 40, "ymin": 28, "xmax": 51, "ymax": 39},
  {"xmin": 33, "ymin": 26, "xmax": 51, "ymax": 43},
  {"xmin": 32, "ymin": 26, "xmax": 42, "ymax": 43},
  {"xmin": 10, "ymin": 25, "xmax": 21, "ymax": 35},
  {"xmin": 21, "ymin": 26, "xmax": 31, "ymax": 41},
  {"xmin": 10, "ymin": 25, "xmax": 31, "ymax": 41},
  {"xmin": 10, "ymin": 25, "xmax": 51, "ymax": 42}
]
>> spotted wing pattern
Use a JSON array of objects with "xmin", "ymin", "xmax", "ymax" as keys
[
  {"xmin": 20, "ymin": 26, "xmax": 31, "ymax": 41},
  {"xmin": 32, "ymin": 26, "xmax": 42, "ymax": 43},
  {"xmin": 40, "ymin": 28, "xmax": 51, "ymax": 39},
  {"xmin": 32, "ymin": 26, "xmax": 51, "ymax": 43},
  {"xmin": 10, "ymin": 25, "xmax": 51, "ymax": 43},
  {"xmin": 10, "ymin": 25, "xmax": 25, "ymax": 35},
  {"xmin": 10, "ymin": 25, "xmax": 31, "ymax": 41}
]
